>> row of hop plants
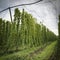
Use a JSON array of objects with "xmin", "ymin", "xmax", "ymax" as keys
[
  {"xmin": 4, "ymin": 55, "xmax": 32, "ymax": 60},
  {"xmin": 0, "ymin": 8, "xmax": 57, "ymax": 55}
]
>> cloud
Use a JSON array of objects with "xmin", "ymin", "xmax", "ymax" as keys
[
  {"xmin": 0, "ymin": 0, "xmax": 60, "ymax": 14},
  {"xmin": 0, "ymin": 0, "xmax": 59, "ymax": 35}
]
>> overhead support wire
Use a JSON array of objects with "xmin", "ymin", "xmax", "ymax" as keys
[
  {"xmin": 0, "ymin": 0, "xmax": 43, "ymax": 21},
  {"xmin": 10, "ymin": 0, "xmax": 43, "ymax": 8},
  {"xmin": 0, "ymin": 0, "xmax": 42, "ymax": 13},
  {"xmin": 0, "ymin": 8, "xmax": 9, "ymax": 13}
]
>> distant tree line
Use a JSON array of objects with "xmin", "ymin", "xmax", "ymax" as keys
[
  {"xmin": 0, "ymin": 8, "xmax": 57, "ymax": 55},
  {"xmin": 56, "ymin": 15, "xmax": 60, "ymax": 60}
]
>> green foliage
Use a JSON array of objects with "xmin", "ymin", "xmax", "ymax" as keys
[
  {"xmin": 32, "ymin": 41, "xmax": 57, "ymax": 60},
  {"xmin": 56, "ymin": 15, "xmax": 60, "ymax": 60},
  {"xmin": 0, "ymin": 41, "xmax": 57, "ymax": 60},
  {"xmin": 0, "ymin": 8, "xmax": 57, "ymax": 56}
]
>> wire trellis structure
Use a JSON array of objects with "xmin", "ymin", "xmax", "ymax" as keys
[{"xmin": 0, "ymin": 0, "xmax": 43, "ymax": 22}]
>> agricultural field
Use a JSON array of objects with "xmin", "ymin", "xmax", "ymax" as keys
[
  {"xmin": 0, "ymin": 41, "xmax": 57, "ymax": 60},
  {"xmin": 0, "ymin": 8, "xmax": 58, "ymax": 60}
]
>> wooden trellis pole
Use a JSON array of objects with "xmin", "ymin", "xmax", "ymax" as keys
[{"xmin": 8, "ymin": 7, "xmax": 12, "ymax": 22}]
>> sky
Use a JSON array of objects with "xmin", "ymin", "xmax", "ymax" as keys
[{"xmin": 0, "ymin": 0, "xmax": 60, "ymax": 35}]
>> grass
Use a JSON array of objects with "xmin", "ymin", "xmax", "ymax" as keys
[
  {"xmin": 0, "ymin": 46, "xmax": 42, "ymax": 60},
  {"xmin": 0, "ymin": 41, "xmax": 57, "ymax": 60},
  {"xmin": 32, "ymin": 41, "xmax": 57, "ymax": 60}
]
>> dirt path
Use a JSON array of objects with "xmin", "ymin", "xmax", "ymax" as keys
[{"xmin": 27, "ymin": 44, "xmax": 47, "ymax": 58}]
